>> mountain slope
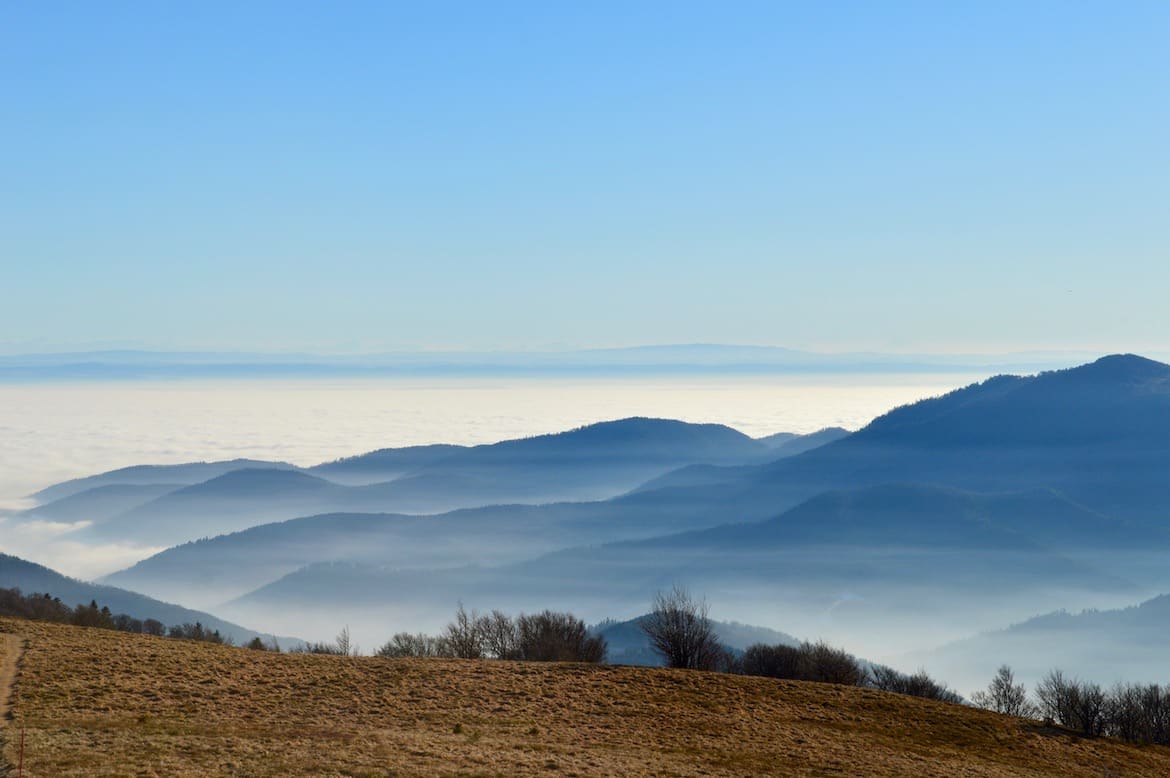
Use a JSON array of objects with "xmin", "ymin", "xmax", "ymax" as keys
[
  {"xmin": 82, "ymin": 468, "xmax": 349, "ymax": 544},
  {"xmin": 19, "ymin": 483, "xmax": 183, "ymax": 523},
  {"xmin": 31, "ymin": 458, "xmax": 300, "ymax": 503},
  {"xmin": 68, "ymin": 417, "xmax": 777, "ymax": 546},
  {"xmin": 102, "ymin": 489, "xmax": 756, "ymax": 609},
  {"xmin": 763, "ymin": 426, "xmax": 851, "ymax": 455},
  {"xmin": 0, "ymin": 552, "xmax": 286, "ymax": 645},
  {"xmin": 222, "ymin": 484, "xmax": 1137, "ymax": 652},
  {"xmin": 307, "ymin": 443, "xmax": 467, "ymax": 484},
  {"xmin": 920, "ymin": 593, "xmax": 1170, "ymax": 694},
  {"xmin": 640, "ymin": 354, "xmax": 1170, "ymax": 528}
]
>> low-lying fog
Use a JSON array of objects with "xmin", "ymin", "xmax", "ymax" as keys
[{"xmin": 0, "ymin": 373, "xmax": 974, "ymax": 579}]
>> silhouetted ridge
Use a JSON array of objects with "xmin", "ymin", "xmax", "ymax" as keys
[
  {"xmin": 850, "ymin": 354, "xmax": 1170, "ymax": 448},
  {"xmin": 1036, "ymin": 353, "xmax": 1170, "ymax": 387},
  {"xmin": 31, "ymin": 458, "xmax": 299, "ymax": 502},
  {"xmin": 425, "ymin": 417, "xmax": 767, "ymax": 472},
  {"xmin": 188, "ymin": 468, "xmax": 334, "ymax": 496}
]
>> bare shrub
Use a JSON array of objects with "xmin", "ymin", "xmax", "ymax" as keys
[
  {"xmin": 376, "ymin": 632, "xmax": 442, "ymax": 658},
  {"xmin": 515, "ymin": 610, "xmax": 606, "ymax": 663},
  {"xmin": 870, "ymin": 664, "xmax": 962, "ymax": 703}
]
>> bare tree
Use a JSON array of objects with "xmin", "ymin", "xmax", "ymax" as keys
[
  {"xmin": 640, "ymin": 586, "xmax": 722, "ymax": 670},
  {"xmin": 443, "ymin": 603, "xmax": 485, "ymax": 659},
  {"xmin": 480, "ymin": 610, "xmax": 519, "ymax": 660},
  {"xmin": 971, "ymin": 665, "xmax": 1032, "ymax": 717},
  {"xmin": 335, "ymin": 625, "xmax": 355, "ymax": 657},
  {"xmin": 1034, "ymin": 669, "xmax": 1105, "ymax": 735}
]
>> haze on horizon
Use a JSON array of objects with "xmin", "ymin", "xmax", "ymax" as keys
[{"xmin": 2, "ymin": 2, "xmax": 1167, "ymax": 358}]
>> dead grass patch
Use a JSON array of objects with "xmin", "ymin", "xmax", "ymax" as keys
[{"xmin": 2, "ymin": 617, "xmax": 1169, "ymax": 776}]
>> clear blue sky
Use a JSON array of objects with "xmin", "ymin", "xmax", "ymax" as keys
[{"xmin": 2, "ymin": 1, "xmax": 1166, "ymax": 355}]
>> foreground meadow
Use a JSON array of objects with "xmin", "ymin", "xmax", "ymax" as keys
[{"xmin": 2, "ymin": 618, "xmax": 1169, "ymax": 776}]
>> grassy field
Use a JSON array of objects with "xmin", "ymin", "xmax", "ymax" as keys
[{"xmin": 2, "ymin": 618, "xmax": 1169, "ymax": 776}]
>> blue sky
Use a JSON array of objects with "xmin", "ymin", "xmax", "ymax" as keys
[{"xmin": 2, "ymin": 1, "xmax": 1167, "ymax": 355}]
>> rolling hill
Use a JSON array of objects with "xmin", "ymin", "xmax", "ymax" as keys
[
  {"xmin": 218, "ymin": 483, "xmax": 1139, "ymax": 653},
  {"xmin": 4, "ymin": 616, "xmax": 1170, "ymax": 777},
  {"xmin": 637, "ymin": 354, "xmax": 1170, "ymax": 530},
  {"xmin": 30, "ymin": 458, "xmax": 299, "ymax": 503},
  {"xmin": 40, "ymin": 417, "xmax": 781, "ymax": 547}
]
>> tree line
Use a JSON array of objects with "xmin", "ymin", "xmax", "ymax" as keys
[
  {"xmin": 9, "ymin": 583, "xmax": 1170, "ymax": 746},
  {"xmin": 356, "ymin": 605, "xmax": 606, "ymax": 663},
  {"xmin": 642, "ymin": 586, "xmax": 1170, "ymax": 747},
  {"xmin": 639, "ymin": 586, "xmax": 961, "ymax": 701},
  {"xmin": 971, "ymin": 665, "xmax": 1170, "ymax": 746},
  {"xmin": 0, "ymin": 586, "xmax": 249, "ymax": 648}
]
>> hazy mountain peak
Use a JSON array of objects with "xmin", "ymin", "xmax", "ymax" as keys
[{"xmin": 1049, "ymin": 353, "xmax": 1170, "ymax": 385}]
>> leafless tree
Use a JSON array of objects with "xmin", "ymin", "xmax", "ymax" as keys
[
  {"xmin": 1035, "ymin": 669, "xmax": 1105, "ymax": 735},
  {"xmin": 480, "ymin": 609, "xmax": 519, "ymax": 660},
  {"xmin": 971, "ymin": 665, "xmax": 1032, "ymax": 716},
  {"xmin": 443, "ymin": 603, "xmax": 485, "ymax": 659},
  {"xmin": 640, "ymin": 586, "xmax": 722, "ymax": 670},
  {"xmin": 335, "ymin": 625, "xmax": 355, "ymax": 657}
]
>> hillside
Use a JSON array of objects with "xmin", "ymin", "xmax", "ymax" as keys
[
  {"xmin": 31, "ymin": 458, "xmax": 299, "ymax": 503},
  {"xmin": 639, "ymin": 355, "xmax": 1170, "ymax": 532},
  {"xmin": 307, "ymin": 443, "xmax": 467, "ymax": 484},
  {"xmin": 220, "ymin": 484, "xmax": 1136, "ymax": 650},
  {"xmin": 759, "ymin": 426, "xmax": 852, "ymax": 455},
  {"xmin": 921, "ymin": 594, "xmax": 1170, "ymax": 692},
  {"xmin": 37, "ymin": 417, "xmax": 779, "ymax": 547},
  {"xmin": 0, "ymin": 552, "xmax": 286, "ymax": 647},
  {"xmin": 3, "ymin": 617, "xmax": 1169, "ymax": 776}
]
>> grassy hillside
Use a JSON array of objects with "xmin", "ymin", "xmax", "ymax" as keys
[{"xmin": 3, "ymin": 618, "xmax": 1170, "ymax": 776}]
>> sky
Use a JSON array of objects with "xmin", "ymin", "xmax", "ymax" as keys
[{"xmin": 2, "ymin": 1, "xmax": 1167, "ymax": 356}]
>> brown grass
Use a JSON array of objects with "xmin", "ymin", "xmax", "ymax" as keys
[{"xmin": 1, "ymin": 617, "xmax": 1168, "ymax": 776}]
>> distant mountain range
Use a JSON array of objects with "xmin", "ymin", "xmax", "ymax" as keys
[
  {"xmin": 918, "ymin": 593, "xmax": 1170, "ymax": 693},
  {"xmin": 28, "ymin": 417, "xmax": 795, "ymax": 547},
  {"xmin": 9, "ymin": 353, "xmax": 1170, "ymax": 668},
  {"xmin": 0, "ymin": 344, "xmax": 1103, "ymax": 381}
]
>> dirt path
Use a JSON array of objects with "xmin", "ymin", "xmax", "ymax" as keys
[{"xmin": 0, "ymin": 632, "xmax": 21, "ymax": 725}]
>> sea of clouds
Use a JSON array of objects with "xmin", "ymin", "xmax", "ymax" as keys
[{"xmin": 0, "ymin": 374, "xmax": 978, "ymax": 580}]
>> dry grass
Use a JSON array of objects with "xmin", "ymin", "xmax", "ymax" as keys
[{"xmin": 2, "ymin": 618, "xmax": 1169, "ymax": 776}]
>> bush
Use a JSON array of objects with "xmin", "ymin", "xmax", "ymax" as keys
[
  {"xmin": 380, "ymin": 606, "xmax": 606, "ymax": 663},
  {"xmin": 740, "ymin": 640, "xmax": 865, "ymax": 686},
  {"xmin": 514, "ymin": 610, "xmax": 606, "ymax": 663},
  {"xmin": 376, "ymin": 632, "xmax": 443, "ymax": 658},
  {"xmin": 869, "ymin": 664, "xmax": 963, "ymax": 703}
]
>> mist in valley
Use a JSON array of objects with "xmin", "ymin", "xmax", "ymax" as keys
[{"xmin": 5, "ymin": 355, "xmax": 1170, "ymax": 706}]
